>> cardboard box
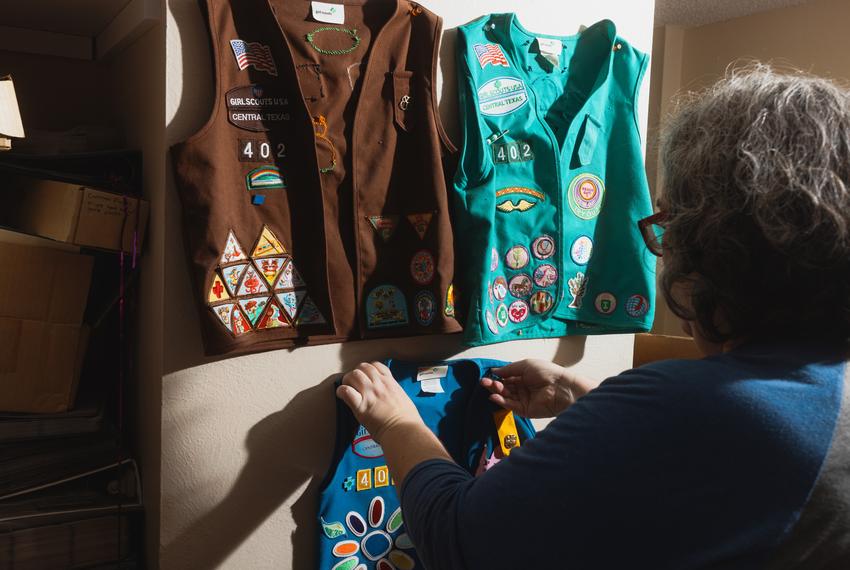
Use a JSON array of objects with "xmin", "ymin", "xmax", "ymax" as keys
[
  {"xmin": 633, "ymin": 333, "xmax": 703, "ymax": 368},
  {"xmin": 0, "ymin": 242, "xmax": 93, "ymax": 413},
  {"xmin": 0, "ymin": 174, "xmax": 148, "ymax": 253}
]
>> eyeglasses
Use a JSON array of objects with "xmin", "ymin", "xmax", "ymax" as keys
[{"xmin": 638, "ymin": 211, "xmax": 667, "ymax": 257}]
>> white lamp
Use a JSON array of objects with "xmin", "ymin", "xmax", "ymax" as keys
[{"xmin": 0, "ymin": 75, "xmax": 25, "ymax": 151}]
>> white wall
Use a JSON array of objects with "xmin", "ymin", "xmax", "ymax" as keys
[{"xmin": 162, "ymin": 1, "xmax": 655, "ymax": 568}]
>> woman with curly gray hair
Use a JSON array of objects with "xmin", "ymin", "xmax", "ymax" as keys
[{"xmin": 337, "ymin": 68, "xmax": 850, "ymax": 569}]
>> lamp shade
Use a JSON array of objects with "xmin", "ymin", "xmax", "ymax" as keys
[{"xmin": 0, "ymin": 75, "xmax": 25, "ymax": 139}]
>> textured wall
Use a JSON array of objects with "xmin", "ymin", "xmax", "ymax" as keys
[{"xmin": 162, "ymin": 0, "xmax": 655, "ymax": 567}]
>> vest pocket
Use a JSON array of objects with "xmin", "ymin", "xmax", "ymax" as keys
[
  {"xmin": 391, "ymin": 71, "xmax": 416, "ymax": 132},
  {"xmin": 577, "ymin": 114, "xmax": 602, "ymax": 166}
]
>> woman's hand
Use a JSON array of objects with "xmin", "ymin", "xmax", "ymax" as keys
[
  {"xmin": 337, "ymin": 362, "xmax": 424, "ymax": 442},
  {"xmin": 481, "ymin": 359, "xmax": 592, "ymax": 418}
]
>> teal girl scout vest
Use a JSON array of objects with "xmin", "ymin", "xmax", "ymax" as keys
[
  {"xmin": 317, "ymin": 359, "xmax": 536, "ymax": 570},
  {"xmin": 452, "ymin": 14, "xmax": 656, "ymax": 346}
]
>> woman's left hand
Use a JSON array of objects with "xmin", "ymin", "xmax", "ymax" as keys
[{"xmin": 337, "ymin": 362, "xmax": 423, "ymax": 442}]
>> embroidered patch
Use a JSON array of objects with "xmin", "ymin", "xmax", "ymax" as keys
[
  {"xmin": 347, "ymin": 511, "xmax": 368, "ymax": 534},
  {"xmin": 496, "ymin": 303, "xmax": 509, "ymax": 327},
  {"xmin": 595, "ymin": 292, "xmax": 617, "ymax": 315},
  {"xmin": 568, "ymin": 272, "xmax": 588, "ymax": 309},
  {"xmin": 352, "ymin": 425, "xmax": 384, "ymax": 459},
  {"xmin": 445, "ymin": 283, "xmax": 455, "ymax": 317},
  {"xmin": 276, "ymin": 259, "xmax": 307, "ymax": 290},
  {"xmin": 496, "ymin": 198, "xmax": 538, "ymax": 213},
  {"xmin": 369, "ymin": 497, "xmax": 385, "ymax": 528},
  {"xmin": 505, "ymin": 246, "xmax": 530, "ymax": 270},
  {"xmin": 257, "ymin": 301, "xmax": 290, "ymax": 329},
  {"xmin": 492, "ymin": 140, "xmax": 534, "ymax": 164},
  {"xmin": 490, "ymin": 247, "xmax": 499, "ymax": 272},
  {"xmin": 253, "ymin": 226, "xmax": 287, "ymax": 258},
  {"xmin": 406, "ymin": 213, "xmax": 433, "ymax": 240},
  {"xmin": 410, "ymin": 250, "xmax": 435, "ymax": 285},
  {"xmin": 395, "ymin": 533, "xmax": 413, "ymax": 549},
  {"xmin": 477, "ymin": 77, "xmax": 529, "ymax": 116},
  {"xmin": 332, "ymin": 541, "xmax": 360, "ymax": 558},
  {"xmin": 568, "ymin": 174, "xmax": 605, "ymax": 220},
  {"xmin": 367, "ymin": 216, "xmax": 400, "ymax": 243},
  {"xmin": 508, "ymin": 300, "xmax": 530, "ymax": 324},
  {"xmin": 208, "ymin": 272, "xmax": 230, "ymax": 303},
  {"xmin": 388, "ymin": 551, "xmax": 415, "ymax": 570},
  {"xmin": 221, "ymin": 231, "xmax": 248, "ymax": 264},
  {"xmin": 485, "ymin": 309, "xmax": 499, "ymax": 334},
  {"xmin": 374, "ymin": 465, "xmax": 389, "ymax": 487},
  {"xmin": 531, "ymin": 235, "xmax": 555, "ymax": 260},
  {"xmin": 252, "ymin": 195, "xmax": 266, "ymax": 205},
  {"xmin": 570, "ymin": 235, "xmax": 593, "ymax": 265},
  {"xmin": 322, "ymin": 517, "xmax": 347, "ymax": 540},
  {"xmin": 230, "ymin": 40, "xmax": 278, "ymax": 75},
  {"xmin": 297, "ymin": 296, "xmax": 328, "ymax": 325},
  {"xmin": 367, "ymin": 286, "xmax": 409, "ymax": 328},
  {"xmin": 508, "ymin": 274, "xmax": 533, "ymax": 298},
  {"xmin": 625, "ymin": 294, "xmax": 650, "ymax": 318},
  {"xmin": 342, "ymin": 477, "xmax": 355, "ymax": 492},
  {"xmin": 496, "ymin": 187, "xmax": 545, "ymax": 201},
  {"xmin": 254, "ymin": 257, "xmax": 286, "ymax": 286},
  {"xmin": 473, "ymin": 43, "xmax": 510, "ymax": 68},
  {"xmin": 226, "ymin": 85, "xmax": 289, "ymax": 132},
  {"xmin": 413, "ymin": 290, "xmax": 436, "ymax": 326},
  {"xmin": 533, "ymin": 264, "xmax": 558, "ymax": 288},
  {"xmin": 386, "ymin": 507, "xmax": 403, "ymax": 534},
  {"xmin": 492, "ymin": 277, "xmax": 508, "ymax": 301},
  {"xmin": 313, "ymin": 115, "xmax": 338, "ymax": 173},
  {"xmin": 362, "ymin": 530, "xmax": 392, "ymax": 561},
  {"xmin": 231, "ymin": 305, "xmax": 252, "ymax": 335},
  {"xmin": 246, "ymin": 165, "xmax": 286, "ymax": 191},
  {"xmin": 238, "ymin": 297, "xmax": 269, "ymax": 326},
  {"xmin": 221, "ymin": 263, "xmax": 249, "ymax": 297},
  {"xmin": 212, "ymin": 303, "xmax": 236, "ymax": 330},
  {"xmin": 239, "ymin": 139, "xmax": 286, "ymax": 162},
  {"xmin": 355, "ymin": 469, "xmax": 372, "ymax": 492},
  {"xmin": 530, "ymin": 291, "xmax": 554, "ymax": 314},
  {"xmin": 277, "ymin": 290, "xmax": 306, "ymax": 320},
  {"xmin": 237, "ymin": 266, "xmax": 269, "ymax": 296}
]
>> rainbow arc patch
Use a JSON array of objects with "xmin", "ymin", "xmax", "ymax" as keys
[{"xmin": 246, "ymin": 165, "xmax": 286, "ymax": 190}]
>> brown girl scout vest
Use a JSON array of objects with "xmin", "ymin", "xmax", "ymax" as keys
[{"xmin": 172, "ymin": 0, "xmax": 460, "ymax": 355}]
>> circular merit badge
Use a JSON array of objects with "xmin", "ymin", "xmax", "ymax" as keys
[
  {"xmin": 595, "ymin": 292, "xmax": 617, "ymax": 315},
  {"xmin": 568, "ymin": 173, "xmax": 605, "ymax": 220},
  {"xmin": 508, "ymin": 274, "xmax": 533, "ymax": 299},
  {"xmin": 530, "ymin": 290, "xmax": 554, "ymax": 314},
  {"xmin": 410, "ymin": 250, "xmax": 435, "ymax": 285},
  {"xmin": 505, "ymin": 245, "xmax": 530, "ymax": 270},
  {"xmin": 496, "ymin": 303, "xmax": 509, "ymax": 327},
  {"xmin": 508, "ymin": 300, "xmax": 530, "ymax": 324},
  {"xmin": 532, "ymin": 235, "xmax": 556, "ymax": 260},
  {"xmin": 570, "ymin": 235, "xmax": 593, "ymax": 265},
  {"xmin": 414, "ymin": 290, "xmax": 437, "ymax": 326},
  {"xmin": 493, "ymin": 277, "xmax": 508, "ymax": 301},
  {"xmin": 625, "ymin": 294, "xmax": 650, "ymax": 318},
  {"xmin": 485, "ymin": 309, "xmax": 500, "ymax": 334},
  {"xmin": 490, "ymin": 247, "xmax": 500, "ymax": 272},
  {"xmin": 533, "ymin": 264, "xmax": 558, "ymax": 288}
]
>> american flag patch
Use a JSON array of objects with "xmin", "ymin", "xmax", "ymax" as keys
[
  {"xmin": 230, "ymin": 39, "xmax": 278, "ymax": 76},
  {"xmin": 473, "ymin": 43, "xmax": 510, "ymax": 68}
]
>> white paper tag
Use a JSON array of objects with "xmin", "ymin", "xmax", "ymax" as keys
[
  {"xmin": 417, "ymin": 365, "xmax": 449, "ymax": 381},
  {"xmin": 536, "ymin": 37, "xmax": 562, "ymax": 67},
  {"xmin": 421, "ymin": 378, "xmax": 445, "ymax": 394},
  {"xmin": 311, "ymin": 1, "xmax": 344, "ymax": 24}
]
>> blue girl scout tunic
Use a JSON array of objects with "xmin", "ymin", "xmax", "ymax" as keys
[
  {"xmin": 317, "ymin": 359, "xmax": 536, "ymax": 570},
  {"xmin": 452, "ymin": 14, "xmax": 657, "ymax": 346}
]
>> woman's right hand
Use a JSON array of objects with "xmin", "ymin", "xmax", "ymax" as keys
[{"xmin": 481, "ymin": 359, "xmax": 592, "ymax": 418}]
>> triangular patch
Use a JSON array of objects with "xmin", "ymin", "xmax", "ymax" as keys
[
  {"xmin": 277, "ymin": 290, "xmax": 307, "ymax": 320},
  {"xmin": 221, "ymin": 263, "xmax": 249, "ymax": 297},
  {"xmin": 367, "ymin": 216, "xmax": 400, "ymax": 243},
  {"xmin": 208, "ymin": 272, "xmax": 230, "ymax": 303},
  {"xmin": 297, "ymin": 296, "xmax": 327, "ymax": 325},
  {"xmin": 406, "ymin": 213, "xmax": 433, "ymax": 240},
  {"xmin": 238, "ymin": 296, "xmax": 270, "ymax": 326},
  {"xmin": 252, "ymin": 226, "xmax": 287, "ymax": 258},
  {"xmin": 212, "ymin": 303, "xmax": 236, "ymax": 329},
  {"xmin": 257, "ymin": 300, "xmax": 291, "ymax": 330},
  {"xmin": 275, "ymin": 258, "xmax": 307, "ymax": 290},
  {"xmin": 254, "ymin": 257, "xmax": 286, "ymax": 287},
  {"xmin": 220, "ymin": 231, "xmax": 248, "ymax": 264},
  {"xmin": 231, "ymin": 305, "xmax": 252, "ymax": 335},
  {"xmin": 237, "ymin": 265, "xmax": 270, "ymax": 296}
]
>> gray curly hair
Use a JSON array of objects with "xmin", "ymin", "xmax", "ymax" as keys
[{"xmin": 659, "ymin": 65, "xmax": 850, "ymax": 342}]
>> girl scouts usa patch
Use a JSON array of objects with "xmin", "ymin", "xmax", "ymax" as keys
[{"xmin": 477, "ymin": 77, "xmax": 528, "ymax": 116}]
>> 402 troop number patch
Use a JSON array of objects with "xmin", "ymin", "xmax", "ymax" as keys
[
  {"xmin": 239, "ymin": 138, "xmax": 286, "ymax": 162},
  {"xmin": 492, "ymin": 140, "xmax": 534, "ymax": 164}
]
